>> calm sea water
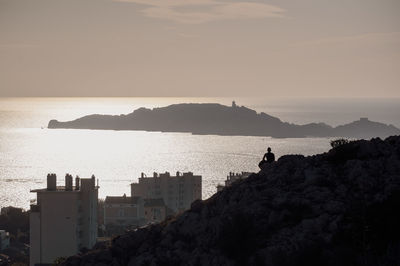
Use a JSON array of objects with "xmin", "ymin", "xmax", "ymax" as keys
[{"xmin": 1, "ymin": 97, "xmax": 399, "ymax": 209}]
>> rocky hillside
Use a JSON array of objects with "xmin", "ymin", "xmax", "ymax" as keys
[{"xmin": 63, "ymin": 136, "xmax": 400, "ymax": 266}]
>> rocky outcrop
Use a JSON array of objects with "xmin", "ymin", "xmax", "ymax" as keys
[
  {"xmin": 48, "ymin": 103, "xmax": 400, "ymax": 138},
  {"xmin": 62, "ymin": 136, "xmax": 400, "ymax": 266}
]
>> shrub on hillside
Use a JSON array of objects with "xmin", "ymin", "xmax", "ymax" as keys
[{"xmin": 330, "ymin": 138, "xmax": 349, "ymax": 148}]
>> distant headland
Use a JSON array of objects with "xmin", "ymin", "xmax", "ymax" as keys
[{"xmin": 48, "ymin": 102, "xmax": 400, "ymax": 139}]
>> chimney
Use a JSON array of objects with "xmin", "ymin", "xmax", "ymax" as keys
[
  {"xmin": 91, "ymin": 174, "xmax": 95, "ymax": 188},
  {"xmin": 65, "ymin": 174, "xmax": 73, "ymax": 191},
  {"xmin": 153, "ymin": 172, "xmax": 157, "ymax": 178},
  {"xmin": 75, "ymin": 176, "xmax": 80, "ymax": 190},
  {"xmin": 176, "ymin": 171, "xmax": 180, "ymax": 177},
  {"xmin": 47, "ymin": 173, "xmax": 56, "ymax": 191}
]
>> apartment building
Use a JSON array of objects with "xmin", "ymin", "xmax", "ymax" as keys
[
  {"xmin": 104, "ymin": 194, "xmax": 145, "ymax": 227},
  {"xmin": 131, "ymin": 171, "xmax": 201, "ymax": 213},
  {"xmin": 30, "ymin": 173, "xmax": 98, "ymax": 266},
  {"xmin": 217, "ymin": 172, "xmax": 252, "ymax": 192}
]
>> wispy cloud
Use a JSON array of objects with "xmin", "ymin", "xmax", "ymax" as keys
[{"xmin": 114, "ymin": 0, "xmax": 285, "ymax": 24}]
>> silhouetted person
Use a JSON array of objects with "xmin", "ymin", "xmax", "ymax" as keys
[
  {"xmin": 263, "ymin": 147, "xmax": 275, "ymax": 163},
  {"xmin": 259, "ymin": 147, "xmax": 275, "ymax": 169}
]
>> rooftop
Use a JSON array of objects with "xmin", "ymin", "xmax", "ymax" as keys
[
  {"xmin": 30, "ymin": 185, "xmax": 99, "ymax": 193},
  {"xmin": 137, "ymin": 171, "xmax": 201, "ymax": 179},
  {"xmin": 31, "ymin": 186, "xmax": 79, "ymax": 193},
  {"xmin": 105, "ymin": 196, "xmax": 141, "ymax": 204}
]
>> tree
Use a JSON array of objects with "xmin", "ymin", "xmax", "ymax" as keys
[{"xmin": 330, "ymin": 138, "xmax": 349, "ymax": 148}]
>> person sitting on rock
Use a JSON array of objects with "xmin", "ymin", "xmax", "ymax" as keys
[
  {"xmin": 264, "ymin": 147, "xmax": 275, "ymax": 163},
  {"xmin": 259, "ymin": 147, "xmax": 275, "ymax": 169}
]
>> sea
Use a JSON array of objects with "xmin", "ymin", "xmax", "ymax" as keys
[{"xmin": 1, "ymin": 97, "xmax": 399, "ymax": 209}]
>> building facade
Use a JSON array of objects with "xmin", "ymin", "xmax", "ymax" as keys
[
  {"xmin": 1, "ymin": 206, "xmax": 23, "ymax": 216},
  {"xmin": 30, "ymin": 173, "xmax": 98, "ymax": 266},
  {"xmin": 217, "ymin": 172, "xmax": 252, "ymax": 192},
  {"xmin": 0, "ymin": 230, "xmax": 10, "ymax": 251},
  {"xmin": 144, "ymin": 198, "xmax": 167, "ymax": 223},
  {"xmin": 131, "ymin": 172, "xmax": 202, "ymax": 214},
  {"xmin": 104, "ymin": 195, "xmax": 145, "ymax": 227}
]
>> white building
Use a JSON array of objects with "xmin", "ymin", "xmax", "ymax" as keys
[
  {"xmin": 0, "ymin": 230, "xmax": 10, "ymax": 251},
  {"xmin": 217, "ymin": 172, "xmax": 252, "ymax": 192},
  {"xmin": 30, "ymin": 173, "xmax": 99, "ymax": 266},
  {"xmin": 131, "ymin": 172, "xmax": 202, "ymax": 214}
]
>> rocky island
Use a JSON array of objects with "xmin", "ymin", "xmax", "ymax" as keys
[
  {"xmin": 48, "ymin": 103, "xmax": 400, "ymax": 139},
  {"xmin": 61, "ymin": 136, "xmax": 400, "ymax": 266}
]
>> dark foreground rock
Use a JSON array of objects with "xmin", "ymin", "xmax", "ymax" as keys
[{"xmin": 62, "ymin": 136, "xmax": 400, "ymax": 266}]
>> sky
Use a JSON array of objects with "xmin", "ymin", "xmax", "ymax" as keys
[{"xmin": 0, "ymin": 0, "xmax": 399, "ymax": 97}]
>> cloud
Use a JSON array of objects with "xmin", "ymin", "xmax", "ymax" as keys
[{"xmin": 114, "ymin": 0, "xmax": 285, "ymax": 24}]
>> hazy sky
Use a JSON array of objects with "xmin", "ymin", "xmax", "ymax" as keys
[{"xmin": 0, "ymin": 0, "xmax": 399, "ymax": 97}]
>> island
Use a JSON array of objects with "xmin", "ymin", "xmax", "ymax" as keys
[{"xmin": 48, "ymin": 102, "xmax": 400, "ymax": 139}]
